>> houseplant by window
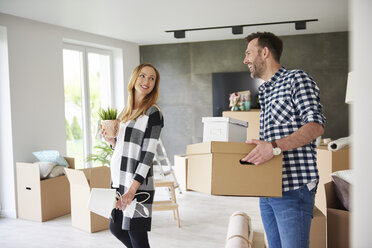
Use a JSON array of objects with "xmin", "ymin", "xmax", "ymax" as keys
[{"xmin": 98, "ymin": 107, "xmax": 118, "ymax": 138}]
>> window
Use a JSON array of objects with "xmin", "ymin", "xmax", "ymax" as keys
[{"xmin": 63, "ymin": 44, "xmax": 113, "ymax": 169}]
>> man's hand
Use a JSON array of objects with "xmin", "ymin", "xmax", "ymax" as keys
[{"xmin": 241, "ymin": 139, "xmax": 273, "ymax": 165}]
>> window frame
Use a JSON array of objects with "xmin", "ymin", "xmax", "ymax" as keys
[{"xmin": 62, "ymin": 43, "xmax": 114, "ymax": 168}]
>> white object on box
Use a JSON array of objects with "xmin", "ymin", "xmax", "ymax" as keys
[
  {"xmin": 202, "ymin": 117, "xmax": 248, "ymax": 142},
  {"xmin": 88, "ymin": 188, "xmax": 117, "ymax": 219}
]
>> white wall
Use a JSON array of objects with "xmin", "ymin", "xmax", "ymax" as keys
[
  {"xmin": 0, "ymin": 25, "xmax": 16, "ymax": 217},
  {"xmin": 0, "ymin": 13, "xmax": 139, "ymax": 218},
  {"xmin": 351, "ymin": 0, "xmax": 372, "ymax": 246}
]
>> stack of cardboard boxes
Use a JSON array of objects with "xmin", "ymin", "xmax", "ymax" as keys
[
  {"xmin": 175, "ymin": 115, "xmax": 332, "ymax": 247},
  {"xmin": 16, "ymin": 156, "xmax": 111, "ymax": 233}
]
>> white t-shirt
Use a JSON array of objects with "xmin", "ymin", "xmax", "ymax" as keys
[{"xmin": 110, "ymin": 122, "xmax": 127, "ymax": 188}]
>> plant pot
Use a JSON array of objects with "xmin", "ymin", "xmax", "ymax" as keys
[{"xmin": 100, "ymin": 119, "xmax": 119, "ymax": 138}]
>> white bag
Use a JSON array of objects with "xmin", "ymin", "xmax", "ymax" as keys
[{"xmin": 88, "ymin": 188, "xmax": 117, "ymax": 219}]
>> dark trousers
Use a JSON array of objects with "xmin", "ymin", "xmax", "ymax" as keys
[{"xmin": 110, "ymin": 209, "xmax": 150, "ymax": 248}]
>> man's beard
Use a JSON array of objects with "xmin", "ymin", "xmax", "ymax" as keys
[{"xmin": 250, "ymin": 59, "xmax": 265, "ymax": 79}]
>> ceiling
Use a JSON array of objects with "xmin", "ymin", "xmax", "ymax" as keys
[{"xmin": 0, "ymin": 0, "xmax": 349, "ymax": 45}]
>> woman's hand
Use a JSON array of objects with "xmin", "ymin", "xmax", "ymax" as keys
[
  {"xmin": 116, "ymin": 191, "xmax": 135, "ymax": 210},
  {"xmin": 116, "ymin": 180, "xmax": 141, "ymax": 210},
  {"xmin": 100, "ymin": 124, "xmax": 116, "ymax": 147}
]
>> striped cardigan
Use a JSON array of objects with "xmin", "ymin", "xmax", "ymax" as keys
[{"xmin": 116, "ymin": 105, "xmax": 163, "ymax": 231}]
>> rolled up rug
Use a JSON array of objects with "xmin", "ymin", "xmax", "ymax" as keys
[
  {"xmin": 327, "ymin": 136, "xmax": 351, "ymax": 151},
  {"xmin": 225, "ymin": 211, "xmax": 253, "ymax": 248}
]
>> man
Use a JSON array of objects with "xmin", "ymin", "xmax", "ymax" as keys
[{"xmin": 241, "ymin": 32, "xmax": 326, "ymax": 248}]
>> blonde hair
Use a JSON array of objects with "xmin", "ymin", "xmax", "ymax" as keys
[{"xmin": 118, "ymin": 63, "xmax": 160, "ymax": 123}]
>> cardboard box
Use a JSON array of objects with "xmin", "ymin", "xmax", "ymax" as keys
[
  {"xmin": 316, "ymin": 146, "xmax": 350, "ymax": 214},
  {"xmin": 16, "ymin": 157, "xmax": 74, "ymax": 222},
  {"xmin": 64, "ymin": 166, "xmax": 111, "ymax": 233},
  {"xmin": 309, "ymin": 206, "xmax": 326, "ymax": 248},
  {"xmin": 325, "ymin": 181, "xmax": 350, "ymax": 248},
  {"xmin": 174, "ymin": 154, "xmax": 189, "ymax": 192},
  {"xmin": 202, "ymin": 117, "xmax": 248, "ymax": 142},
  {"xmin": 223, "ymin": 110, "xmax": 260, "ymax": 140},
  {"xmin": 186, "ymin": 142, "xmax": 282, "ymax": 197}
]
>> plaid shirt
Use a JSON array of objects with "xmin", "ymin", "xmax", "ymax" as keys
[{"xmin": 258, "ymin": 67, "xmax": 326, "ymax": 192}]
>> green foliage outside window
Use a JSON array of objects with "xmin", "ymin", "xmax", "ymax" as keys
[
  {"xmin": 71, "ymin": 116, "xmax": 82, "ymax": 140},
  {"xmin": 65, "ymin": 119, "xmax": 73, "ymax": 141}
]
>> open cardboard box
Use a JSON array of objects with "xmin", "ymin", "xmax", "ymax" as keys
[
  {"xmin": 16, "ymin": 157, "xmax": 74, "ymax": 222},
  {"xmin": 64, "ymin": 166, "xmax": 111, "ymax": 233},
  {"xmin": 325, "ymin": 181, "xmax": 350, "ymax": 248},
  {"xmin": 174, "ymin": 154, "xmax": 189, "ymax": 192},
  {"xmin": 316, "ymin": 145, "xmax": 350, "ymax": 215},
  {"xmin": 186, "ymin": 142, "xmax": 282, "ymax": 197}
]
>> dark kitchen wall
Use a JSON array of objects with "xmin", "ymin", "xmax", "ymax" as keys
[{"xmin": 140, "ymin": 32, "xmax": 349, "ymax": 163}]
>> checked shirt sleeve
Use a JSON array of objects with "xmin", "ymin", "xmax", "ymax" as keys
[
  {"xmin": 133, "ymin": 108, "xmax": 164, "ymax": 184},
  {"xmin": 291, "ymin": 71, "xmax": 326, "ymax": 127}
]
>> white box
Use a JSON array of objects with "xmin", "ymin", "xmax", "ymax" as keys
[
  {"xmin": 202, "ymin": 117, "xmax": 248, "ymax": 142},
  {"xmin": 174, "ymin": 154, "xmax": 188, "ymax": 192}
]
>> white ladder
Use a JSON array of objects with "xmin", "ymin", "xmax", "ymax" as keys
[{"xmin": 153, "ymin": 138, "xmax": 182, "ymax": 194}]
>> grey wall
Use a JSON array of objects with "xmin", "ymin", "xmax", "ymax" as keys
[
  {"xmin": 0, "ymin": 13, "xmax": 139, "ymax": 218},
  {"xmin": 140, "ymin": 32, "xmax": 349, "ymax": 164}
]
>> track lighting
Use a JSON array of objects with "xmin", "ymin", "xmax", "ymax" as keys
[{"xmin": 166, "ymin": 19, "xmax": 318, "ymax": 39}]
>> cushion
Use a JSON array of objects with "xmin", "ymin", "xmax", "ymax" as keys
[
  {"xmin": 34, "ymin": 161, "xmax": 57, "ymax": 179},
  {"xmin": 32, "ymin": 150, "xmax": 69, "ymax": 167},
  {"xmin": 47, "ymin": 165, "xmax": 66, "ymax": 178},
  {"xmin": 331, "ymin": 169, "xmax": 352, "ymax": 210}
]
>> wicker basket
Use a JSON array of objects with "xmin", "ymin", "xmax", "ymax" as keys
[{"xmin": 101, "ymin": 119, "xmax": 119, "ymax": 138}]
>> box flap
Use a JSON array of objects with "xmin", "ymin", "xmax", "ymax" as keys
[
  {"xmin": 64, "ymin": 168, "xmax": 90, "ymax": 188},
  {"xmin": 202, "ymin": 117, "xmax": 248, "ymax": 127},
  {"xmin": 325, "ymin": 181, "xmax": 344, "ymax": 209},
  {"xmin": 187, "ymin": 142, "xmax": 255, "ymax": 155},
  {"xmin": 64, "ymin": 157, "xmax": 75, "ymax": 169}
]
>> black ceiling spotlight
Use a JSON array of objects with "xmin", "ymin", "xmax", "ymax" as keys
[
  {"xmin": 295, "ymin": 21, "xmax": 307, "ymax": 30},
  {"xmin": 166, "ymin": 19, "xmax": 318, "ymax": 39},
  {"xmin": 174, "ymin": 30, "xmax": 185, "ymax": 39},
  {"xmin": 232, "ymin": 26, "xmax": 243, "ymax": 35}
]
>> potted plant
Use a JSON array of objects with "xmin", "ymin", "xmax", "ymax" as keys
[{"xmin": 98, "ymin": 107, "xmax": 118, "ymax": 138}]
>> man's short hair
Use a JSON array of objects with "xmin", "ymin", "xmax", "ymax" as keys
[{"xmin": 245, "ymin": 32, "xmax": 283, "ymax": 62}]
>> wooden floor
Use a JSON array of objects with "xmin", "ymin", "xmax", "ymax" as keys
[{"xmin": 0, "ymin": 188, "xmax": 265, "ymax": 248}]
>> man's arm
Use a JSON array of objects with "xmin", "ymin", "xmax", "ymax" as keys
[{"xmin": 241, "ymin": 122, "xmax": 324, "ymax": 165}]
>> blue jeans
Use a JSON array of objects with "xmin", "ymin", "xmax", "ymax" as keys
[{"xmin": 260, "ymin": 185, "xmax": 316, "ymax": 248}]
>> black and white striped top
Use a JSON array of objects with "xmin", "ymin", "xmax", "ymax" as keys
[{"xmin": 111, "ymin": 105, "xmax": 163, "ymax": 231}]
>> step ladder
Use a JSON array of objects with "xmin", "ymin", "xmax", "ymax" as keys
[{"xmin": 153, "ymin": 138, "xmax": 182, "ymax": 194}]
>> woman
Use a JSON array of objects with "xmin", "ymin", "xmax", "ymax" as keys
[{"xmin": 101, "ymin": 63, "xmax": 163, "ymax": 248}]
